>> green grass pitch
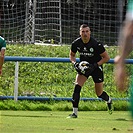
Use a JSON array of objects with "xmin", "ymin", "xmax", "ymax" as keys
[{"xmin": 0, "ymin": 111, "xmax": 132, "ymax": 133}]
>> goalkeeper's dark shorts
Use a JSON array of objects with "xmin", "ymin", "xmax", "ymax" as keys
[{"xmin": 79, "ymin": 65, "xmax": 103, "ymax": 83}]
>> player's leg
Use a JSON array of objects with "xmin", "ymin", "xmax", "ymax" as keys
[
  {"xmin": 67, "ymin": 74, "xmax": 87, "ymax": 118},
  {"xmin": 92, "ymin": 67, "xmax": 112, "ymax": 114},
  {"xmin": 94, "ymin": 82, "xmax": 112, "ymax": 114}
]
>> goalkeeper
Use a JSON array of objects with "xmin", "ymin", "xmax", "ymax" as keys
[
  {"xmin": 0, "ymin": 36, "xmax": 6, "ymax": 75},
  {"xmin": 68, "ymin": 24, "xmax": 112, "ymax": 118}
]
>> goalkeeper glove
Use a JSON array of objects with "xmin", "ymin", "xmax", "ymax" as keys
[
  {"xmin": 84, "ymin": 63, "xmax": 98, "ymax": 75},
  {"xmin": 93, "ymin": 63, "xmax": 98, "ymax": 69},
  {"xmin": 73, "ymin": 62, "xmax": 81, "ymax": 73}
]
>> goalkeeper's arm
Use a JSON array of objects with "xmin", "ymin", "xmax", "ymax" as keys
[
  {"xmin": 98, "ymin": 51, "xmax": 110, "ymax": 65},
  {"xmin": 69, "ymin": 50, "xmax": 76, "ymax": 64},
  {"xmin": 69, "ymin": 50, "xmax": 81, "ymax": 73},
  {"xmin": 84, "ymin": 51, "xmax": 110, "ymax": 75}
]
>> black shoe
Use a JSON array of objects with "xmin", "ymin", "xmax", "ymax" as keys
[
  {"xmin": 67, "ymin": 113, "xmax": 77, "ymax": 118},
  {"xmin": 107, "ymin": 99, "xmax": 113, "ymax": 115}
]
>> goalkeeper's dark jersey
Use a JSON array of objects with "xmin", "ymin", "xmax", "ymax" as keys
[
  {"xmin": 71, "ymin": 37, "xmax": 105, "ymax": 64},
  {"xmin": 0, "ymin": 36, "xmax": 6, "ymax": 51}
]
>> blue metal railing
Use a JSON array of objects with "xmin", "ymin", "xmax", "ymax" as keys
[{"xmin": 0, "ymin": 56, "xmax": 131, "ymax": 101}]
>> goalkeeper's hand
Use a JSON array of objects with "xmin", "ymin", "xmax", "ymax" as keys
[
  {"xmin": 93, "ymin": 63, "xmax": 99, "ymax": 69},
  {"xmin": 73, "ymin": 62, "xmax": 81, "ymax": 73},
  {"xmin": 84, "ymin": 63, "xmax": 98, "ymax": 75},
  {"xmin": 73, "ymin": 61, "xmax": 98, "ymax": 75}
]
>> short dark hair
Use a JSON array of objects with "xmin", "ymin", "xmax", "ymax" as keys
[{"xmin": 80, "ymin": 24, "xmax": 89, "ymax": 30}]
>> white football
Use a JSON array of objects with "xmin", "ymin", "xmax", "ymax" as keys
[{"xmin": 79, "ymin": 61, "xmax": 89, "ymax": 72}]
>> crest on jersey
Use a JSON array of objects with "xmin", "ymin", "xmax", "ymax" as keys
[{"xmin": 90, "ymin": 48, "xmax": 94, "ymax": 52}]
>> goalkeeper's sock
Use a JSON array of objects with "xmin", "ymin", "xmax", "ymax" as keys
[
  {"xmin": 107, "ymin": 97, "xmax": 112, "ymax": 103},
  {"xmin": 98, "ymin": 91, "xmax": 113, "ymax": 114},
  {"xmin": 107, "ymin": 98, "xmax": 113, "ymax": 114},
  {"xmin": 73, "ymin": 107, "xmax": 78, "ymax": 115},
  {"xmin": 98, "ymin": 91, "xmax": 109, "ymax": 101},
  {"xmin": 72, "ymin": 84, "xmax": 81, "ymax": 107}
]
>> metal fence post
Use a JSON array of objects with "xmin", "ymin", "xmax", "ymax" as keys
[{"xmin": 14, "ymin": 61, "xmax": 19, "ymax": 101}]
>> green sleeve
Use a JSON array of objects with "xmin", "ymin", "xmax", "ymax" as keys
[
  {"xmin": 126, "ymin": 0, "xmax": 133, "ymax": 21},
  {"xmin": 0, "ymin": 36, "xmax": 6, "ymax": 50},
  {"xmin": 127, "ymin": 0, "xmax": 133, "ymax": 11}
]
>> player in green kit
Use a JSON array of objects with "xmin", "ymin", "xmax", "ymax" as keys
[
  {"xmin": 114, "ymin": 0, "xmax": 133, "ymax": 119},
  {"xmin": 0, "ymin": 36, "xmax": 6, "ymax": 75}
]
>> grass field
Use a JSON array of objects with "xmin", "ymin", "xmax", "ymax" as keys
[
  {"xmin": 0, "ymin": 45, "xmax": 129, "ymax": 108},
  {"xmin": 0, "ymin": 111, "xmax": 132, "ymax": 133}
]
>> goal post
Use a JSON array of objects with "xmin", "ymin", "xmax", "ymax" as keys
[
  {"xmin": 0, "ymin": 0, "xmax": 127, "ymax": 45},
  {"xmin": 24, "ymin": 0, "xmax": 36, "ymax": 44}
]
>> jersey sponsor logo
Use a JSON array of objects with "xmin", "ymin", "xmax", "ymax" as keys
[
  {"xmin": 80, "ymin": 52, "xmax": 94, "ymax": 57},
  {"xmin": 80, "ymin": 47, "xmax": 94, "ymax": 57},
  {"xmin": 83, "ymin": 47, "xmax": 87, "ymax": 51}
]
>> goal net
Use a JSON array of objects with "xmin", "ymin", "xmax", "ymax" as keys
[{"xmin": 0, "ymin": 0, "xmax": 126, "ymax": 45}]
